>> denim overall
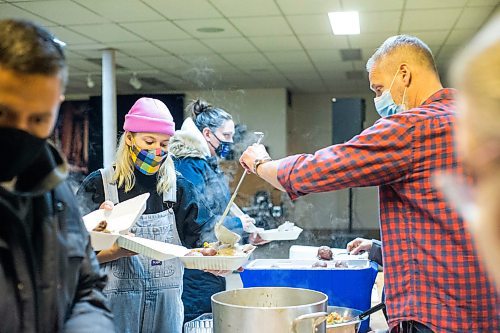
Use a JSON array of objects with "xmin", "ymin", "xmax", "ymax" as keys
[{"xmin": 99, "ymin": 167, "xmax": 184, "ymax": 333}]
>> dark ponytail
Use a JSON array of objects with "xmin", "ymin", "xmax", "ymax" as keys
[{"xmin": 185, "ymin": 99, "xmax": 233, "ymax": 132}]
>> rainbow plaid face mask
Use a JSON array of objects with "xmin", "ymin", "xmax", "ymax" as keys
[{"xmin": 129, "ymin": 142, "xmax": 167, "ymax": 175}]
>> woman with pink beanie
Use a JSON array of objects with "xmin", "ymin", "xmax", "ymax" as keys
[{"xmin": 77, "ymin": 97, "xmax": 211, "ymax": 333}]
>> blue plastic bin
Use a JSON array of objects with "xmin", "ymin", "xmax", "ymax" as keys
[{"xmin": 240, "ymin": 259, "xmax": 378, "ymax": 333}]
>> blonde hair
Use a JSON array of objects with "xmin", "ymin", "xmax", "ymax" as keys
[
  {"xmin": 113, "ymin": 131, "xmax": 176, "ymax": 194},
  {"xmin": 451, "ymin": 15, "xmax": 500, "ymax": 141},
  {"xmin": 450, "ymin": 15, "xmax": 500, "ymax": 291}
]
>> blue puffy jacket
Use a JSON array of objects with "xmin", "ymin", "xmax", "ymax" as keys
[{"xmin": 170, "ymin": 123, "xmax": 243, "ymax": 323}]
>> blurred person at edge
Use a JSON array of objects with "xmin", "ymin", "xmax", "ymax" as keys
[
  {"xmin": 0, "ymin": 19, "xmax": 115, "ymax": 332},
  {"xmin": 169, "ymin": 99, "xmax": 265, "ymax": 323},
  {"xmin": 76, "ymin": 97, "xmax": 211, "ymax": 333},
  {"xmin": 239, "ymin": 34, "xmax": 499, "ymax": 333},
  {"xmin": 448, "ymin": 15, "xmax": 500, "ymax": 292}
]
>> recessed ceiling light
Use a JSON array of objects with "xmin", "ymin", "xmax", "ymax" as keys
[
  {"xmin": 197, "ymin": 27, "xmax": 225, "ymax": 33},
  {"xmin": 328, "ymin": 11, "xmax": 360, "ymax": 35}
]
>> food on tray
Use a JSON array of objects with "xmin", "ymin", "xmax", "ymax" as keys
[
  {"xmin": 334, "ymin": 260, "xmax": 348, "ymax": 268},
  {"xmin": 216, "ymin": 247, "xmax": 236, "ymax": 256},
  {"xmin": 200, "ymin": 247, "xmax": 218, "ymax": 256},
  {"xmin": 312, "ymin": 261, "xmax": 328, "ymax": 268},
  {"xmin": 326, "ymin": 311, "xmax": 348, "ymax": 325},
  {"xmin": 92, "ymin": 220, "xmax": 111, "ymax": 233},
  {"xmin": 185, "ymin": 251, "xmax": 203, "ymax": 257},
  {"xmin": 317, "ymin": 246, "xmax": 333, "ymax": 260},
  {"xmin": 186, "ymin": 242, "xmax": 254, "ymax": 257}
]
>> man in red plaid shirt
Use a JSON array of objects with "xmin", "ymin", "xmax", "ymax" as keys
[{"xmin": 240, "ymin": 35, "xmax": 499, "ymax": 333}]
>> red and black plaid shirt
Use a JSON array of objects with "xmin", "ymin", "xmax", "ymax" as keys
[{"xmin": 278, "ymin": 89, "xmax": 499, "ymax": 332}]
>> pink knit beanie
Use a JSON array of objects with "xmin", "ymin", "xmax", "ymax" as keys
[{"xmin": 123, "ymin": 97, "xmax": 175, "ymax": 135}]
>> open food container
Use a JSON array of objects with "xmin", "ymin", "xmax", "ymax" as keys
[
  {"xmin": 83, "ymin": 193, "xmax": 255, "ymax": 268},
  {"xmin": 326, "ymin": 304, "xmax": 385, "ymax": 333},
  {"xmin": 289, "ymin": 245, "xmax": 368, "ymax": 260},
  {"xmin": 180, "ymin": 244, "xmax": 256, "ymax": 271},
  {"xmin": 258, "ymin": 222, "xmax": 303, "ymax": 241},
  {"xmin": 82, "ymin": 193, "xmax": 150, "ymax": 251}
]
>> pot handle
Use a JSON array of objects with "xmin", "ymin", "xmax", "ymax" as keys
[
  {"xmin": 291, "ymin": 312, "xmax": 328, "ymax": 333},
  {"xmin": 358, "ymin": 302, "xmax": 385, "ymax": 321}
]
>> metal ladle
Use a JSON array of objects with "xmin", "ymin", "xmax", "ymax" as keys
[{"xmin": 214, "ymin": 131, "xmax": 265, "ymax": 246}]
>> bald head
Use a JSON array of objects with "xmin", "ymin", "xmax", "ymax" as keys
[{"xmin": 367, "ymin": 35, "xmax": 438, "ymax": 74}]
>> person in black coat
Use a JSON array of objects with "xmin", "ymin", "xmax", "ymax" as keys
[{"xmin": 0, "ymin": 19, "xmax": 114, "ymax": 332}]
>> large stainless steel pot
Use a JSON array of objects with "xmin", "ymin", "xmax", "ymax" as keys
[{"xmin": 211, "ymin": 287, "xmax": 328, "ymax": 333}]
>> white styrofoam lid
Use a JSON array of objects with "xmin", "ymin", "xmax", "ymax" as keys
[
  {"xmin": 258, "ymin": 226, "xmax": 303, "ymax": 241},
  {"xmin": 83, "ymin": 193, "xmax": 150, "ymax": 233},
  {"xmin": 117, "ymin": 235, "xmax": 190, "ymax": 260}
]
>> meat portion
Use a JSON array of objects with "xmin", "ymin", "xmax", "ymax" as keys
[
  {"xmin": 201, "ymin": 247, "xmax": 218, "ymax": 256},
  {"xmin": 92, "ymin": 220, "xmax": 110, "ymax": 233},
  {"xmin": 317, "ymin": 246, "xmax": 333, "ymax": 260},
  {"xmin": 312, "ymin": 261, "xmax": 328, "ymax": 268},
  {"xmin": 334, "ymin": 260, "xmax": 348, "ymax": 268},
  {"xmin": 184, "ymin": 242, "xmax": 255, "ymax": 257}
]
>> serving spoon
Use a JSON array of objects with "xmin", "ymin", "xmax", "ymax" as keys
[{"xmin": 214, "ymin": 131, "xmax": 265, "ymax": 246}]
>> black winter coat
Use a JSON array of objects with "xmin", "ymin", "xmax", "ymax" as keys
[{"xmin": 0, "ymin": 143, "xmax": 115, "ymax": 333}]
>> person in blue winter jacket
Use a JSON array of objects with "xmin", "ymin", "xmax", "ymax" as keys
[{"xmin": 169, "ymin": 99, "xmax": 260, "ymax": 323}]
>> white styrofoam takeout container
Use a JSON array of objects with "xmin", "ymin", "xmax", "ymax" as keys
[
  {"xmin": 83, "ymin": 193, "xmax": 255, "ymax": 267},
  {"xmin": 288, "ymin": 245, "xmax": 369, "ymax": 260},
  {"xmin": 117, "ymin": 235, "xmax": 190, "ymax": 261},
  {"xmin": 82, "ymin": 193, "xmax": 150, "ymax": 251},
  {"xmin": 244, "ymin": 258, "xmax": 371, "ymax": 270},
  {"xmin": 180, "ymin": 245, "xmax": 256, "ymax": 271},
  {"xmin": 258, "ymin": 225, "xmax": 303, "ymax": 241}
]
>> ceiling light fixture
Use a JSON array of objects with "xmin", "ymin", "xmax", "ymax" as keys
[
  {"xmin": 328, "ymin": 11, "xmax": 360, "ymax": 35},
  {"xmin": 196, "ymin": 27, "xmax": 225, "ymax": 33},
  {"xmin": 86, "ymin": 74, "xmax": 95, "ymax": 88},
  {"xmin": 129, "ymin": 72, "xmax": 142, "ymax": 90},
  {"xmin": 53, "ymin": 37, "xmax": 66, "ymax": 47}
]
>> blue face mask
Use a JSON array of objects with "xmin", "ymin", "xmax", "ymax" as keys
[
  {"xmin": 215, "ymin": 140, "xmax": 233, "ymax": 159},
  {"xmin": 210, "ymin": 132, "xmax": 233, "ymax": 159},
  {"xmin": 374, "ymin": 69, "xmax": 407, "ymax": 117}
]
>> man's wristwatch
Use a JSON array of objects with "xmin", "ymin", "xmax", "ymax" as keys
[{"xmin": 253, "ymin": 157, "xmax": 272, "ymax": 175}]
